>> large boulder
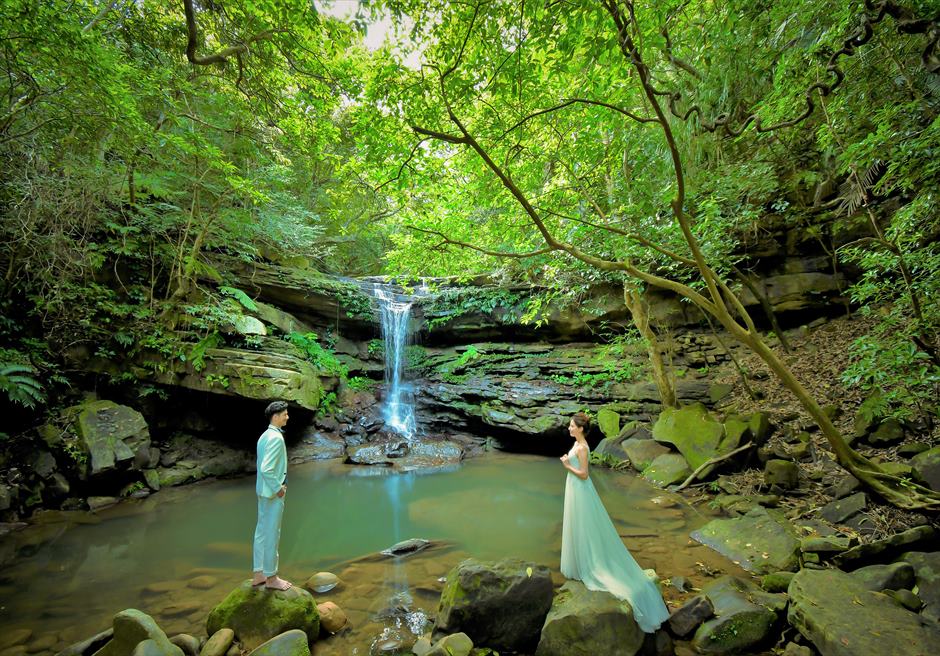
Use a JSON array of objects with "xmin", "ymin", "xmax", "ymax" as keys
[
  {"xmin": 535, "ymin": 581, "xmax": 644, "ymax": 656},
  {"xmin": 206, "ymin": 581, "xmax": 319, "ymax": 650},
  {"xmin": 652, "ymin": 403, "xmax": 725, "ymax": 470},
  {"xmin": 692, "ymin": 576, "xmax": 786, "ymax": 654},
  {"xmin": 289, "ymin": 427, "xmax": 346, "ymax": 462},
  {"xmin": 910, "ymin": 447, "xmax": 940, "ymax": 492},
  {"xmin": 434, "ymin": 558, "xmax": 553, "ymax": 653},
  {"xmin": 787, "ymin": 568, "xmax": 940, "ymax": 656},
  {"xmin": 92, "ymin": 609, "xmax": 183, "ymax": 656},
  {"xmin": 74, "ymin": 401, "xmax": 152, "ymax": 477},
  {"xmin": 900, "ymin": 551, "xmax": 940, "ymax": 626},
  {"xmin": 690, "ymin": 507, "xmax": 800, "ymax": 574},
  {"xmin": 642, "ymin": 453, "xmax": 692, "ymax": 487},
  {"xmin": 622, "ymin": 439, "xmax": 671, "ymax": 473},
  {"xmin": 597, "ymin": 409, "xmax": 621, "ymax": 440}
]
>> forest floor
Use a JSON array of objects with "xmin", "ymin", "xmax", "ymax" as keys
[{"xmin": 698, "ymin": 310, "xmax": 938, "ymax": 538}]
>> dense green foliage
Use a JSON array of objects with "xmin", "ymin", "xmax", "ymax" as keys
[{"xmin": 0, "ymin": 0, "xmax": 937, "ymax": 434}]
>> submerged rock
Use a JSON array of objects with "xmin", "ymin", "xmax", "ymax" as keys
[
  {"xmin": 434, "ymin": 558, "xmax": 552, "ymax": 653},
  {"xmin": 56, "ymin": 629, "xmax": 113, "ymax": 656},
  {"xmin": 535, "ymin": 581, "xmax": 644, "ymax": 656},
  {"xmin": 206, "ymin": 581, "xmax": 319, "ymax": 650},
  {"xmin": 382, "ymin": 538, "xmax": 431, "ymax": 557},
  {"xmin": 787, "ymin": 568, "xmax": 940, "ymax": 656},
  {"xmin": 690, "ymin": 507, "xmax": 801, "ymax": 574},
  {"xmin": 247, "ymin": 629, "xmax": 310, "ymax": 656},
  {"xmin": 305, "ymin": 572, "xmax": 339, "ymax": 593},
  {"xmin": 316, "ymin": 602, "xmax": 347, "ymax": 634}
]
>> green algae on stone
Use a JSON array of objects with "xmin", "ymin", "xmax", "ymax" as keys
[
  {"xmin": 435, "ymin": 558, "xmax": 552, "ymax": 653},
  {"xmin": 690, "ymin": 507, "xmax": 800, "ymax": 574},
  {"xmin": 206, "ymin": 581, "xmax": 319, "ymax": 650},
  {"xmin": 596, "ymin": 408, "xmax": 621, "ymax": 440},
  {"xmin": 535, "ymin": 581, "xmax": 643, "ymax": 656},
  {"xmin": 788, "ymin": 568, "xmax": 940, "ymax": 656},
  {"xmin": 642, "ymin": 453, "xmax": 691, "ymax": 487},
  {"xmin": 652, "ymin": 403, "xmax": 724, "ymax": 470},
  {"xmin": 692, "ymin": 576, "xmax": 786, "ymax": 654}
]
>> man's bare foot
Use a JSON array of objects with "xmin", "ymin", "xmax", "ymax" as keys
[
  {"xmin": 251, "ymin": 573, "xmax": 266, "ymax": 587},
  {"xmin": 265, "ymin": 576, "xmax": 292, "ymax": 591}
]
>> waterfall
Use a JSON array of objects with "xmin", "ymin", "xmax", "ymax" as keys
[{"xmin": 374, "ymin": 285, "xmax": 417, "ymax": 439}]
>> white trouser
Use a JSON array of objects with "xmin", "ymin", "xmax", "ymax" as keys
[{"xmin": 252, "ymin": 495, "xmax": 284, "ymax": 577}]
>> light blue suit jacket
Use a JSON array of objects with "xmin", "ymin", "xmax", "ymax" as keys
[{"xmin": 256, "ymin": 426, "xmax": 287, "ymax": 498}]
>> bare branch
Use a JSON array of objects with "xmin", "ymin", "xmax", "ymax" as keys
[
  {"xmin": 375, "ymin": 139, "xmax": 429, "ymax": 191},
  {"xmin": 407, "ymin": 226, "xmax": 554, "ymax": 258},
  {"xmin": 503, "ymin": 97, "xmax": 656, "ymax": 137}
]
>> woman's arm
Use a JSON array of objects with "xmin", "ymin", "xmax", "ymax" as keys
[{"xmin": 562, "ymin": 446, "xmax": 590, "ymax": 480}]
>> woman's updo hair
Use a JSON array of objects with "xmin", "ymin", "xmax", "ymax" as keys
[{"xmin": 571, "ymin": 412, "xmax": 592, "ymax": 433}]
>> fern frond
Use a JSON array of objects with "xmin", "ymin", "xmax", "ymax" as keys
[{"xmin": 0, "ymin": 363, "xmax": 46, "ymax": 409}]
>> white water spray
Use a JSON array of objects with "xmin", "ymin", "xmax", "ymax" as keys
[{"xmin": 374, "ymin": 285, "xmax": 417, "ymax": 439}]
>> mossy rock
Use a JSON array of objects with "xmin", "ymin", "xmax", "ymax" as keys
[
  {"xmin": 690, "ymin": 507, "xmax": 800, "ymax": 575},
  {"xmin": 534, "ymin": 581, "xmax": 643, "ymax": 656},
  {"xmin": 435, "ymin": 558, "xmax": 552, "ymax": 653},
  {"xmin": 652, "ymin": 403, "xmax": 725, "ymax": 470},
  {"xmin": 642, "ymin": 453, "xmax": 691, "ymax": 487},
  {"xmin": 94, "ymin": 609, "xmax": 183, "ymax": 656},
  {"xmin": 206, "ymin": 581, "xmax": 319, "ymax": 650},
  {"xmin": 622, "ymin": 438, "xmax": 671, "ymax": 473},
  {"xmin": 596, "ymin": 408, "xmax": 621, "ymax": 440},
  {"xmin": 247, "ymin": 630, "xmax": 310, "ymax": 656},
  {"xmin": 911, "ymin": 446, "xmax": 940, "ymax": 492},
  {"xmin": 788, "ymin": 568, "xmax": 940, "ymax": 656},
  {"xmin": 692, "ymin": 576, "xmax": 785, "ymax": 654},
  {"xmin": 74, "ymin": 400, "xmax": 151, "ymax": 477}
]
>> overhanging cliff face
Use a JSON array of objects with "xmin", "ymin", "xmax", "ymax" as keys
[{"xmin": 62, "ymin": 207, "xmax": 858, "ymax": 449}]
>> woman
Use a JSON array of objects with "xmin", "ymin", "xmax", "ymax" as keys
[{"xmin": 560, "ymin": 412, "xmax": 670, "ymax": 633}]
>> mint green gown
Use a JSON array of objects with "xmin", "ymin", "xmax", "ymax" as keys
[{"xmin": 560, "ymin": 444, "xmax": 670, "ymax": 633}]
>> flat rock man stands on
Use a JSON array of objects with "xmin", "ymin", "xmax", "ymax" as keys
[{"xmin": 251, "ymin": 400, "xmax": 292, "ymax": 590}]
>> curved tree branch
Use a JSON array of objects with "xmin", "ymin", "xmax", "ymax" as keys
[
  {"xmin": 503, "ymin": 97, "xmax": 657, "ymax": 137},
  {"xmin": 407, "ymin": 226, "xmax": 554, "ymax": 258},
  {"xmin": 183, "ymin": 0, "xmax": 284, "ymax": 66}
]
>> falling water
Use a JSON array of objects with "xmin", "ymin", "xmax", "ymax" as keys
[{"xmin": 374, "ymin": 284, "xmax": 417, "ymax": 439}]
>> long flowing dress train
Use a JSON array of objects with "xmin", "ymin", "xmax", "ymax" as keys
[{"xmin": 560, "ymin": 444, "xmax": 670, "ymax": 633}]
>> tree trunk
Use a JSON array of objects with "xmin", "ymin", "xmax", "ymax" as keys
[{"xmin": 624, "ymin": 282, "xmax": 678, "ymax": 409}]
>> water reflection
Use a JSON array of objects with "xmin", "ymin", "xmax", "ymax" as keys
[{"xmin": 0, "ymin": 453, "xmax": 739, "ymax": 655}]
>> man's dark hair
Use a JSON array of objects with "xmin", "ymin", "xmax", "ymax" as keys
[{"xmin": 265, "ymin": 401, "xmax": 289, "ymax": 420}]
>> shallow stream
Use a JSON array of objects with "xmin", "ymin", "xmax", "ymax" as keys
[{"xmin": 0, "ymin": 453, "xmax": 743, "ymax": 655}]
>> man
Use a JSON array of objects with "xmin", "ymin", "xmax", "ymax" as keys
[{"xmin": 251, "ymin": 400, "xmax": 292, "ymax": 590}]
